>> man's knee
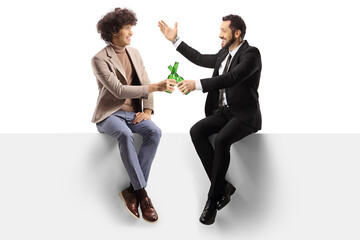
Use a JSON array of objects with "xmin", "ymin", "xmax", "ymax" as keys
[
  {"xmin": 190, "ymin": 123, "xmax": 202, "ymax": 140},
  {"xmin": 144, "ymin": 124, "xmax": 162, "ymax": 142},
  {"xmin": 151, "ymin": 126, "xmax": 162, "ymax": 140}
]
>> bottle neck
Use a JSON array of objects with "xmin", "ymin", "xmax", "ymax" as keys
[{"xmin": 172, "ymin": 62, "xmax": 179, "ymax": 74}]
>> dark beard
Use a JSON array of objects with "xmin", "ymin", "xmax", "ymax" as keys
[{"xmin": 222, "ymin": 31, "xmax": 236, "ymax": 49}]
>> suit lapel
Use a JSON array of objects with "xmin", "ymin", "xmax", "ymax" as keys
[
  {"xmin": 105, "ymin": 45, "xmax": 127, "ymax": 81},
  {"xmin": 228, "ymin": 40, "xmax": 249, "ymax": 69}
]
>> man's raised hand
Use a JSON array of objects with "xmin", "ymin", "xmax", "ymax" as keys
[{"xmin": 158, "ymin": 20, "xmax": 178, "ymax": 42}]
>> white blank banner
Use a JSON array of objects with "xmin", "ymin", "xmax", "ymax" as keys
[{"xmin": 0, "ymin": 133, "xmax": 359, "ymax": 239}]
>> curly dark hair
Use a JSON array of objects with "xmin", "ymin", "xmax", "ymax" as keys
[
  {"xmin": 97, "ymin": 8, "xmax": 138, "ymax": 42},
  {"xmin": 222, "ymin": 14, "xmax": 246, "ymax": 40}
]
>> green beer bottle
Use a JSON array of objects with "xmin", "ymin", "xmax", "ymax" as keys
[{"xmin": 166, "ymin": 62, "xmax": 189, "ymax": 94}]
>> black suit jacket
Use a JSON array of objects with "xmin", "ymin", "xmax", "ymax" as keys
[{"xmin": 177, "ymin": 40, "xmax": 262, "ymax": 130}]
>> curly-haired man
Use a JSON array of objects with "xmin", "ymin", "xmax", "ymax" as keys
[{"xmin": 92, "ymin": 8, "xmax": 176, "ymax": 223}]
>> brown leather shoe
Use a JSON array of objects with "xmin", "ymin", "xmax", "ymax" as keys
[
  {"xmin": 139, "ymin": 197, "xmax": 158, "ymax": 223},
  {"xmin": 119, "ymin": 188, "xmax": 140, "ymax": 219}
]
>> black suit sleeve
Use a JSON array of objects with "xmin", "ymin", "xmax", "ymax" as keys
[
  {"xmin": 176, "ymin": 41, "xmax": 219, "ymax": 68},
  {"xmin": 200, "ymin": 47, "xmax": 261, "ymax": 92}
]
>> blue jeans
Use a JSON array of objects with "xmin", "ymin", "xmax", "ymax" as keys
[{"xmin": 96, "ymin": 110, "xmax": 162, "ymax": 190}]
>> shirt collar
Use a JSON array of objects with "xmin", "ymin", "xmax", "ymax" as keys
[
  {"xmin": 229, "ymin": 40, "xmax": 245, "ymax": 57},
  {"xmin": 109, "ymin": 42, "xmax": 126, "ymax": 53}
]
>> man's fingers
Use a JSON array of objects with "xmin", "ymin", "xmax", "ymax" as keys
[
  {"xmin": 133, "ymin": 113, "xmax": 142, "ymax": 124},
  {"xmin": 158, "ymin": 23, "xmax": 165, "ymax": 33},
  {"xmin": 166, "ymin": 79, "xmax": 177, "ymax": 90},
  {"xmin": 179, "ymin": 87, "xmax": 188, "ymax": 94},
  {"xmin": 133, "ymin": 116, "xmax": 143, "ymax": 124},
  {"xmin": 174, "ymin": 22, "xmax": 178, "ymax": 29},
  {"xmin": 161, "ymin": 20, "xmax": 169, "ymax": 28},
  {"xmin": 168, "ymin": 84, "xmax": 175, "ymax": 92},
  {"xmin": 178, "ymin": 84, "xmax": 186, "ymax": 91},
  {"xmin": 133, "ymin": 112, "xmax": 151, "ymax": 124},
  {"xmin": 158, "ymin": 22, "xmax": 165, "ymax": 31}
]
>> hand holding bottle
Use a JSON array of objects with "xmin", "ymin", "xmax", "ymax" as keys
[
  {"xmin": 177, "ymin": 80, "xmax": 196, "ymax": 95},
  {"xmin": 149, "ymin": 79, "xmax": 177, "ymax": 93}
]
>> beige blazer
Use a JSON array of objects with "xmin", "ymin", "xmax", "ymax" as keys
[{"xmin": 91, "ymin": 45, "xmax": 154, "ymax": 123}]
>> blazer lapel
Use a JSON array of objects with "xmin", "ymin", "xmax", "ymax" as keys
[
  {"xmin": 105, "ymin": 45, "xmax": 127, "ymax": 81},
  {"xmin": 229, "ymin": 40, "xmax": 249, "ymax": 69}
]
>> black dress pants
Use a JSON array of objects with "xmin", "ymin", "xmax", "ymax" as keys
[{"xmin": 190, "ymin": 106, "xmax": 255, "ymax": 201}]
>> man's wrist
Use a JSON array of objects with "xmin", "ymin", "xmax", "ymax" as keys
[
  {"xmin": 149, "ymin": 83, "xmax": 158, "ymax": 93},
  {"xmin": 172, "ymin": 36, "xmax": 179, "ymax": 44},
  {"xmin": 144, "ymin": 108, "xmax": 153, "ymax": 115},
  {"xmin": 172, "ymin": 36, "xmax": 182, "ymax": 49}
]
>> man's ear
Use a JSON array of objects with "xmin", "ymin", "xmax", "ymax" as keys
[
  {"xmin": 235, "ymin": 29, "xmax": 241, "ymax": 39},
  {"xmin": 112, "ymin": 28, "xmax": 120, "ymax": 36}
]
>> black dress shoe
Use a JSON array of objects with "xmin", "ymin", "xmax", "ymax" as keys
[
  {"xmin": 199, "ymin": 199, "xmax": 217, "ymax": 225},
  {"xmin": 217, "ymin": 182, "xmax": 236, "ymax": 210}
]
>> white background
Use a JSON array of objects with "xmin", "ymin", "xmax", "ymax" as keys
[{"xmin": 0, "ymin": 0, "xmax": 359, "ymax": 133}]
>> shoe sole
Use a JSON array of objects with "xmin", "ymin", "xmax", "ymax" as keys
[
  {"xmin": 200, "ymin": 219, "xmax": 215, "ymax": 225},
  {"xmin": 142, "ymin": 217, "xmax": 159, "ymax": 224},
  {"xmin": 118, "ymin": 192, "xmax": 140, "ymax": 219}
]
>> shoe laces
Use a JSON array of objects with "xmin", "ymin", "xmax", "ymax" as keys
[{"xmin": 142, "ymin": 199, "xmax": 153, "ymax": 209}]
